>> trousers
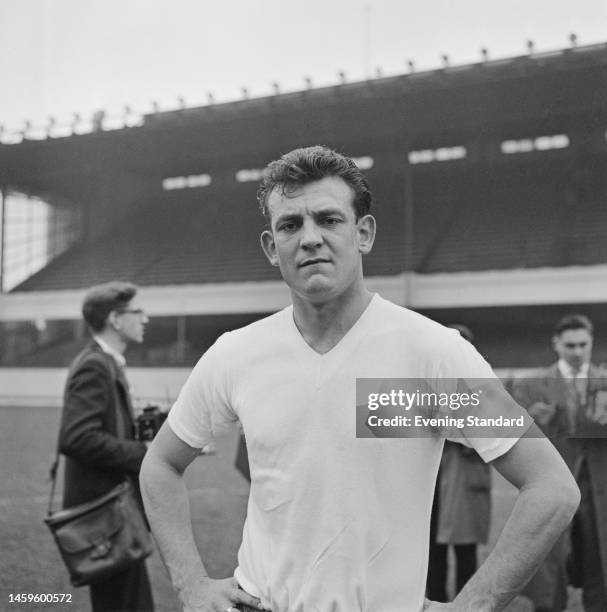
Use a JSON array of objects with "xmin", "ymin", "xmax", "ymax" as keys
[{"xmin": 89, "ymin": 559, "xmax": 153, "ymax": 612}]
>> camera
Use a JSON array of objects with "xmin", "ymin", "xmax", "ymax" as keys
[{"xmin": 136, "ymin": 405, "xmax": 168, "ymax": 441}]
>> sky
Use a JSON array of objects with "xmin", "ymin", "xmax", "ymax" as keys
[{"xmin": 0, "ymin": 0, "xmax": 606, "ymax": 133}]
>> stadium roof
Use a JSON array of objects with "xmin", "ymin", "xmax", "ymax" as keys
[
  {"xmin": 1, "ymin": 41, "xmax": 606, "ymax": 298},
  {"xmin": 1, "ymin": 41, "xmax": 606, "ymax": 199}
]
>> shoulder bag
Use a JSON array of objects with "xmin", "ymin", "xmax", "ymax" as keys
[{"xmin": 44, "ymin": 352, "xmax": 153, "ymax": 586}]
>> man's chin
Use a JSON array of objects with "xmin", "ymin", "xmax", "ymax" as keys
[{"xmin": 293, "ymin": 278, "xmax": 338, "ymax": 301}]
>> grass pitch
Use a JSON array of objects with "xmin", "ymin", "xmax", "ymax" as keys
[{"xmin": 0, "ymin": 405, "xmax": 580, "ymax": 611}]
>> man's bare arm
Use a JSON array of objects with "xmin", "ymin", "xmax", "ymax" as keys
[
  {"xmin": 140, "ymin": 423, "xmax": 265, "ymax": 612},
  {"xmin": 426, "ymin": 428, "xmax": 579, "ymax": 611}
]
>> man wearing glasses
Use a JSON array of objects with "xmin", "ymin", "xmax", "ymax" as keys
[{"xmin": 58, "ymin": 281, "xmax": 153, "ymax": 611}]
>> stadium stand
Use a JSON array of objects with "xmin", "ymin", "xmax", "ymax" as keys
[
  {"xmin": 0, "ymin": 42, "xmax": 606, "ymax": 390},
  {"xmin": 12, "ymin": 187, "xmax": 277, "ymax": 291},
  {"xmin": 11, "ymin": 154, "xmax": 607, "ymax": 291}
]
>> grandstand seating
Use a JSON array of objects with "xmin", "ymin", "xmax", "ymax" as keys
[
  {"xmin": 3, "ymin": 42, "xmax": 605, "ymax": 293},
  {"xmin": 14, "ymin": 184, "xmax": 278, "ymax": 291},
  {"xmin": 410, "ymin": 159, "xmax": 606, "ymax": 272},
  {"xmin": 12, "ymin": 152, "xmax": 607, "ymax": 291}
]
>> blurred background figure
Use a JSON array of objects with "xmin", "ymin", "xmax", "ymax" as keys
[
  {"xmin": 58, "ymin": 281, "xmax": 153, "ymax": 612},
  {"xmin": 513, "ymin": 314, "xmax": 607, "ymax": 612},
  {"xmin": 427, "ymin": 324, "xmax": 492, "ymax": 602}
]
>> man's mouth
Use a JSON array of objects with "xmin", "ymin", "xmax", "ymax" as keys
[{"xmin": 299, "ymin": 258, "xmax": 330, "ymax": 267}]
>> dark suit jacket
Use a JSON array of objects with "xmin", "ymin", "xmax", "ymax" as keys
[{"xmin": 58, "ymin": 340, "xmax": 147, "ymax": 508}]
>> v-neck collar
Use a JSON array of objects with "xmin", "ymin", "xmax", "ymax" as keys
[{"xmin": 287, "ymin": 293, "xmax": 378, "ymax": 359}]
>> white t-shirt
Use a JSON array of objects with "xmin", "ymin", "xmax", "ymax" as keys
[{"xmin": 168, "ymin": 294, "xmax": 524, "ymax": 612}]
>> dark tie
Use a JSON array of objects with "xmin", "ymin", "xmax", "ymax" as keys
[
  {"xmin": 572, "ymin": 375, "xmax": 587, "ymax": 406},
  {"xmin": 570, "ymin": 373, "xmax": 589, "ymax": 434}
]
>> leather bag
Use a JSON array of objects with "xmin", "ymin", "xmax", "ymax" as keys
[{"xmin": 44, "ymin": 479, "xmax": 153, "ymax": 586}]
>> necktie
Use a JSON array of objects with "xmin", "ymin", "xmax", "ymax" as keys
[
  {"xmin": 570, "ymin": 373, "xmax": 589, "ymax": 434},
  {"xmin": 573, "ymin": 375, "xmax": 587, "ymax": 406}
]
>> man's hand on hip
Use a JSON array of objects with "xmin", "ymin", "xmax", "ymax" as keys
[
  {"xmin": 423, "ymin": 600, "xmax": 453, "ymax": 611},
  {"xmin": 424, "ymin": 599, "xmax": 495, "ymax": 611},
  {"xmin": 183, "ymin": 577, "xmax": 268, "ymax": 612}
]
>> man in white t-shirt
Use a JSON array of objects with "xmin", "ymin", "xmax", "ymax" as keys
[{"xmin": 140, "ymin": 146, "xmax": 580, "ymax": 612}]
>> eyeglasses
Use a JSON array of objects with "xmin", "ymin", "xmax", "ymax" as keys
[{"xmin": 115, "ymin": 308, "xmax": 146, "ymax": 316}]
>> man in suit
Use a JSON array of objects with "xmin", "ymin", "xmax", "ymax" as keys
[
  {"xmin": 59, "ymin": 281, "xmax": 153, "ymax": 611},
  {"xmin": 513, "ymin": 314, "xmax": 607, "ymax": 612}
]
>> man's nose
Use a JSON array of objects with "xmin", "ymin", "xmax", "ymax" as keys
[{"xmin": 300, "ymin": 219, "xmax": 322, "ymax": 248}]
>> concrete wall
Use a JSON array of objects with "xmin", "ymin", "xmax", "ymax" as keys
[{"xmin": 3, "ymin": 266, "xmax": 607, "ymax": 322}]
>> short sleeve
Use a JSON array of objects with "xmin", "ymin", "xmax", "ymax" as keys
[
  {"xmin": 167, "ymin": 334, "xmax": 238, "ymax": 448},
  {"xmin": 437, "ymin": 329, "xmax": 532, "ymax": 462},
  {"xmin": 436, "ymin": 329, "xmax": 496, "ymax": 381}
]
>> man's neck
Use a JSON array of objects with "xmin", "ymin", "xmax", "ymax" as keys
[
  {"xmin": 291, "ymin": 283, "xmax": 373, "ymax": 354},
  {"xmin": 94, "ymin": 330, "xmax": 127, "ymax": 356},
  {"xmin": 557, "ymin": 359, "xmax": 590, "ymax": 378}
]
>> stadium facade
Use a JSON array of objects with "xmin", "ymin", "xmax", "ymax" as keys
[{"xmin": 1, "ymin": 42, "xmax": 606, "ymax": 405}]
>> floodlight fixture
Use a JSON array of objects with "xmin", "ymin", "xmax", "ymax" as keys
[
  {"xmin": 122, "ymin": 106, "xmax": 133, "ymax": 125},
  {"xmin": 92, "ymin": 110, "xmax": 105, "ymax": 131},
  {"xmin": 46, "ymin": 116, "xmax": 56, "ymax": 138}
]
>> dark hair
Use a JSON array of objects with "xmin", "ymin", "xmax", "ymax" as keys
[
  {"xmin": 553, "ymin": 314, "xmax": 594, "ymax": 337},
  {"xmin": 257, "ymin": 145, "xmax": 373, "ymax": 220},
  {"xmin": 82, "ymin": 281, "xmax": 137, "ymax": 333}
]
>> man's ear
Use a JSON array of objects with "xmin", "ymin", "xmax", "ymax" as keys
[
  {"xmin": 107, "ymin": 311, "xmax": 121, "ymax": 331},
  {"xmin": 357, "ymin": 214, "xmax": 376, "ymax": 255},
  {"xmin": 260, "ymin": 229, "xmax": 279, "ymax": 267}
]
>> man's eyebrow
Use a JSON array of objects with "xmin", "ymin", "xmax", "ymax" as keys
[
  {"xmin": 274, "ymin": 212, "xmax": 302, "ymax": 225},
  {"xmin": 313, "ymin": 207, "xmax": 347, "ymax": 217},
  {"xmin": 274, "ymin": 207, "xmax": 348, "ymax": 225}
]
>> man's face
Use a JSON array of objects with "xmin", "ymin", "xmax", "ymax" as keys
[
  {"xmin": 552, "ymin": 328, "xmax": 593, "ymax": 370},
  {"xmin": 260, "ymin": 176, "xmax": 375, "ymax": 303},
  {"xmin": 113, "ymin": 300, "xmax": 149, "ymax": 344}
]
